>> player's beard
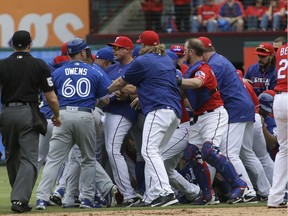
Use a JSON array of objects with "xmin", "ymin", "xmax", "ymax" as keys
[
  {"xmin": 258, "ymin": 58, "xmax": 270, "ymax": 70},
  {"xmin": 186, "ymin": 54, "xmax": 191, "ymax": 65}
]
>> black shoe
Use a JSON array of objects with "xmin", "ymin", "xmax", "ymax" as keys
[
  {"xmin": 49, "ymin": 194, "xmax": 62, "ymax": 206},
  {"xmin": 151, "ymin": 193, "xmax": 179, "ymax": 207},
  {"xmin": 11, "ymin": 200, "xmax": 32, "ymax": 213},
  {"xmin": 132, "ymin": 201, "xmax": 151, "ymax": 207}
]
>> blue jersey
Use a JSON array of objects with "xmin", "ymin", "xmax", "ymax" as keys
[
  {"xmin": 208, "ymin": 53, "xmax": 255, "ymax": 123},
  {"xmin": 103, "ymin": 62, "xmax": 137, "ymax": 123},
  {"xmin": 244, "ymin": 63, "xmax": 277, "ymax": 96},
  {"xmin": 122, "ymin": 53, "xmax": 182, "ymax": 118},
  {"xmin": 52, "ymin": 60, "xmax": 111, "ymax": 109},
  {"xmin": 41, "ymin": 58, "xmax": 69, "ymax": 118}
]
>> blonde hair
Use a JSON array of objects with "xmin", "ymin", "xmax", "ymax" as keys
[{"xmin": 139, "ymin": 44, "xmax": 166, "ymax": 56}]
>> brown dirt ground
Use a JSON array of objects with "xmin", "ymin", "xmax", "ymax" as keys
[{"xmin": 3, "ymin": 207, "xmax": 288, "ymax": 216}]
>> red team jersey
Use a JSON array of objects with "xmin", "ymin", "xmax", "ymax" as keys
[
  {"xmin": 198, "ymin": 4, "xmax": 219, "ymax": 21},
  {"xmin": 274, "ymin": 43, "xmax": 288, "ymax": 92},
  {"xmin": 245, "ymin": 5, "xmax": 267, "ymax": 17},
  {"xmin": 193, "ymin": 63, "xmax": 223, "ymax": 115}
]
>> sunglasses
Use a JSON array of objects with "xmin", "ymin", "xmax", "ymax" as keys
[
  {"xmin": 112, "ymin": 46, "xmax": 124, "ymax": 51},
  {"xmin": 256, "ymin": 47, "xmax": 271, "ymax": 54}
]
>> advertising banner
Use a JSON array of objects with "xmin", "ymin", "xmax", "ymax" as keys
[{"xmin": 0, "ymin": 0, "xmax": 89, "ymax": 48}]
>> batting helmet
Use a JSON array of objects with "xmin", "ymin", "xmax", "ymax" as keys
[
  {"xmin": 67, "ymin": 37, "xmax": 89, "ymax": 55},
  {"xmin": 258, "ymin": 90, "xmax": 275, "ymax": 113}
]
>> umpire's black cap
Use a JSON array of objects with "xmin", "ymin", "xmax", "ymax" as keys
[{"xmin": 12, "ymin": 30, "xmax": 32, "ymax": 48}]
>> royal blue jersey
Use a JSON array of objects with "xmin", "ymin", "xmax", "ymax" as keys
[
  {"xmin": 52, "ymin": 60, "xmax": 111, "ymax": 109},
  {"xmin": 208, "ymin": 53, "xmax": 255, "ymax": 123},
  {"xmin": 103, "ymin": 62, "xmax": 137, "ymax": 123},
  {"xmin": 244, "ymin": 63, "xmax": 277, "ymax": 96},
  {"xmin": 122, "ymin": 53, "xmax": 182, "ymax": 118}
]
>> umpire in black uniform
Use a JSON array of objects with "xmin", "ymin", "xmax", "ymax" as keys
[{"xmin": 0, "ymin": 30, "xmax": 61, "ymax": 213}]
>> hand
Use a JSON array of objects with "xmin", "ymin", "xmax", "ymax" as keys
[
  {"xmin": 51, "ymin": 115, "xmax": 61, "ymax": 127},
  {"xmin": 130, "ymin": 97, "xmax": 141, "ymax": 110}
]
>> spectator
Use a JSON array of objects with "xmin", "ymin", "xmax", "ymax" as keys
[
  {"xmin": 260, "ymin": 0, "xmax": 286, "ymax": 31},
  {"xmin": 173, "ymin": 0, "xmax": 192, "ymax": 32},
  {"xmin": 218, "ymin": 0, "xmax": 245, "ymax": 32},
  {"xmin": 140, "ymin": 0, "xmax": 163, "ymax": 32},
  {"xmin": 244, "ymin": 42, "xmax": 277, "ymax": 96},
  {"xmin": 245, "ymin": 0, "xmax": 268, "ymax": 31},
  {"xmin": 192, "ymin": 0, "xmax": 219, "ymax": 32}
]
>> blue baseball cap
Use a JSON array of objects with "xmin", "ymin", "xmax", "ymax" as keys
[
  {"xmin": 132, "ymin": 45, "xmax": 142, "ymax": 58},
  {"xmin": 96, "ymin": 47, "xmax": 114, "ymax": 62}
]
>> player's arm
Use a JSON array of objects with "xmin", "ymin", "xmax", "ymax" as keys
[
  {"xmin": 96, "ymin": 97, "xmax": 110, "ymax": 109},
  {"xmin": 107, "ymin": 77, "xmax": 128, "ymax": 93},
  {"xmin": 180, "ymin": 77, "xmax": 203, "ymax": 89},
  {"xmin": 44, "ymin": 90, "xmax": 61, "ymax": 126},
  {"xmin": 261, "ymin": 117, "xmax": 277, "ymax": 150}
]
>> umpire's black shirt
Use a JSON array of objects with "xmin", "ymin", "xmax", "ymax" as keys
[{"xmin": 0, "ymin": 52, "xmax": 54, "ymax": 104}]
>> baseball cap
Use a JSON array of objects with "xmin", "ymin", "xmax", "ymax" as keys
[
  {"xmin": 170, "ymin": 44, "xmax": 185, "ymax": 57},
  {"xmin": 132, "ymin": 45, "xmax": 142, "ymax": 58},
  {"xmin": 258, "ymin": 90, "xmax": 276, "ymax": 113},
  {"xmin": 198, "ymin": 36, "xmax": 213, "ymax": 48},
  {"xmin": 255, "ymin": 43, "xmax": 274, "ymax": 56},
  {"xmin": 12, "ymin": 30, "xmax": 32, "ymax": 48},
  {"xmin": 136, "ymin": 30, "xmax": 159, "ymax": 46},
  {"xmin": 107, "ymin": 36, "xmax": 134, "ymax": 49},
  {"xmin": 166, "ymin": 50, "xmax": 179, "ymax": 63},
  {"xmin": 61, "ymin": 42, "xmax": 68, "ymax": 55},
  {"xmin": 96, "ymin": 47, "xmax": 114, "ymax": 62}
]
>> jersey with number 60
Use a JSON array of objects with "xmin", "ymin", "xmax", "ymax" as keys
[
  {"xmin": 52, "ymin": 60, "xmax": 111, "ymax": 109},
  {"xmin": 274, "ymin": 43, "xmax": 288, "ymax": 92}
]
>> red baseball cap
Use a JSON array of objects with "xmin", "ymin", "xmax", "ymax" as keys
[
  {"xmin": 136, "ymin": 30, "xmax": 159, "ymax": 46},
  {"xmin": 255, "ymin": 43, "xmax": 274, "ymax": 56},
  {"xmin": 170, "ymin": 44, "xmax": 185, "ymax": 57},
  {"xmin": 107, "ymin": 36, "xmax": 134, "ymax": 49},
  {"xmin": 61, "ymin": 42, "xmax": 68, "ymax": 55},
  {"xmin": 198, "ymin": 36, "xmax": 213, "ymax": 48}
]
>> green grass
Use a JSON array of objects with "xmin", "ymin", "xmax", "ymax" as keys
[{"xmin": 0, "ymin": 165, "xmax": 267, "ymax": 215}]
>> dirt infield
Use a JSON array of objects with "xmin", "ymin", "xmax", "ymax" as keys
[{"xmin": 4, "ymin": 206, "xmax": 287, "ymax": 216}]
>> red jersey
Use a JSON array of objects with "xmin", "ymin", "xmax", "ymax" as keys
[
  {"xmin": 274, "ymin": 43, "xmax": 288, "ymax": 92},
  {"xmin": 173, "ymin": 0, "xmax": 191, "ymax": 6},
  {"xmin": 185, "ymin": 62, "xmax": 223, "ymax": 116},
  {"xmin": 180, "ymin": 64, "xmax": 190, "ymax": 123},
  {"xmin": 245, "ymin": 5, "xmax": 267, "ymax": 17},
  {"xmin": 141, "ymin": 0, "xmax": 163, "ymax": 12},
  {"xmin": 198, "ymin": 4, "xmax": 219, "ymax": 21}
]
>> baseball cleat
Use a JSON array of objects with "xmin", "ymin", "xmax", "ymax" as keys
[
  {"xmin": 268, "ymin": 201, "xmax": 288, "ymax": 208},
  {"xmin": 36, "ymin": 199, "xmax": 49, "ymax": 210},
  {"xmin": 106, "ymin": 185, "xmax": 118, "ymax": 207},
  {"xmin": 150, "ymin": 193, "xmax": 179, "ymax": 207}
]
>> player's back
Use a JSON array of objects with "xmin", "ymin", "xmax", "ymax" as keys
[{"xmin": 274, "ymin": 43, "xmax": 288, "ymax": 92}]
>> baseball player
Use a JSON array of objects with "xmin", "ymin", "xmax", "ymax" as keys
[
  {"xmin": 35, "ymin": 37, "xmax": 111, "ymax": 210},
  {"xmin": 244, "ymin": 42, "xmax": 277, "ymax": 96},
  {"xmin": 267, "ymin": 42, "xmax": 288, "ymax": 208},
  {"xmin": 180, "ymin": 38, "xmax": 248, "ymax": 205},
  {"xmin": 104, "ymin": 36, "xmax": 141, "ymax": 207},
  {"xmin": 237, "ymin": 71, "xmax": 273, "ymax": 194},
  {"xmin": 108, "ymin": 30, "xmax": 182, "ymax": 207},
  {"xmin": 199, "ymin": 36, "xmax": 268, "ymax": 203}
]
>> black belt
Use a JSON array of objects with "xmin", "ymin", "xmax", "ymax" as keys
[
  {"xmin": 60, "ymin": 106, "xmax": 92, "ymax": 113},
  {"xmin": 198, "ymin": 109, "xmax": 215, "ymax": 116},
  {"xmin": 192, "ymin": 109, "xmax": 216, "ymax": 124},
  {"xmin": 276, "ymin": 91, "xmax": 286, "ymax": 94},
  {"xmin": 4, "ymin": 102, "xmax": 29, "ymax": 107}
]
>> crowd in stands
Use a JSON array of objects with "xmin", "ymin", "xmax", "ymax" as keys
[{"xmin": 140, "ymin": 0, "xmax": 287, "ymax": 33}]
